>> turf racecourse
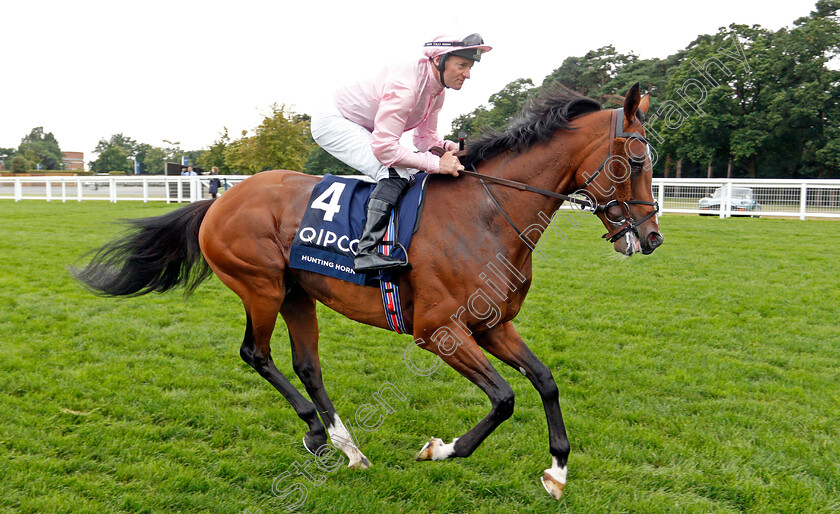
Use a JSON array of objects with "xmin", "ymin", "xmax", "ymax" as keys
[{"xmin": 1, "ymin": 200, "xmax": 838, "ymax": 513}]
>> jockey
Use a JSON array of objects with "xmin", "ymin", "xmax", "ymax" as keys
[{"xmin": 311, "ymin": 33, "xmax": 492, "ymax": 272}]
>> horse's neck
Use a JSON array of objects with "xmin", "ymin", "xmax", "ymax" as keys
[
  {"xmin": 473, "ymin": 130, "xmax": 597, "ymax": 269},
  {"xmin": 477, "ymin": 139, "xmax": 577, "ymax": 225}
]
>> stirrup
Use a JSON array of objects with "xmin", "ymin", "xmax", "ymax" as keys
[{"xmin": 354, "ymin": 252, "xmax": 409, "ymax": 273}]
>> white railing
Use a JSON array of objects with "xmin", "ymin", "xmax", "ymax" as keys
[
  {"xmin": 2, "ymin": 175, "xmax": 839, "ymax": 219},
  {"xmin": 651, "ymin": 178, "xmax": 840, "ymax": 220},
  {"xmin": 0, "ymin": 175, "xmax": 247, "ymax": 204}
]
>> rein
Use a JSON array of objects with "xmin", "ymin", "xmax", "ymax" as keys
[
  {"xmin": 453, "ymin": 107, "xmax": 659, "ymax": 244},
  {"xmin": 460, "ymin": 168, "xmax": 599, "ymax": 210}
]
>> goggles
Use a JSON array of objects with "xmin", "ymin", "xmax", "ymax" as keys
[{"xmin": 424, "ymin": 33, "xmax": 486, "ymax": 61}]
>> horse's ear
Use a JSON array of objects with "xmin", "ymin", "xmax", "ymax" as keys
[
  {"xmin": 624, "ymin": 83, "xmax": 641, "ymax": 123},
  {"xmin": 639, "ymin": 94, "xmax": 650, "ymax": 114}
]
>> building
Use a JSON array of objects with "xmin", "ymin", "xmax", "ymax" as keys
[{"xmin": 62, "ymin": 151, "xmax": 85, "ymax": 171}]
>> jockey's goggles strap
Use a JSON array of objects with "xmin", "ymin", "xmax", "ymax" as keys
[
  {"xmin": 424, "ymin": 33, "xmax": 484, "ymax": 48},
  {"xmin": 425, "ymin": 41, "xmax": 465, "ymax": 47}
]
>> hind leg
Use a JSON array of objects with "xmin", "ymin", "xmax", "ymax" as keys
[
  {"xmin": 239, "ymin": 299, "xmax": 328, "ymax": 451},
  {"xmin": 281, "ymin": 285, "xmax": 371, "ymax": 469}
]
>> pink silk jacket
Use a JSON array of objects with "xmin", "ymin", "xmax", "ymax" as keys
[{"xmin": 333, "ymin": 58, "xmax": 458, "ymax": 174}]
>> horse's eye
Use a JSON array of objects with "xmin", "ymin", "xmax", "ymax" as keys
[{"xmin": 605, "ymin": 205, "xmax": 626, "ymax": 224}]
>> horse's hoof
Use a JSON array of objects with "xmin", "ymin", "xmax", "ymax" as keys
[
  {"xmin": 349, "ymin": 456, "xmax": 371, "ymax": 470},
  {"xmin": 415, "ymin": 437, "xmax": 459, "ymax": 461},
  {"xmin": 415, "ymin": 437, "xmax": 443, "ymax": 461},
  {"xmin": 540, "ymin": 471, "xmax": 565, "ymax": 500},
  {"xmin": 302, "ymin": 436, "xmax": 320, "ymax": 456}
]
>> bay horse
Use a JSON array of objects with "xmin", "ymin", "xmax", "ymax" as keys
[{"xmin": 74, "ymin": 83, "xmax": 663, "ymax": 500}]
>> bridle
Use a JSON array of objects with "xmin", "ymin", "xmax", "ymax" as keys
[
  {"xmin": 458, "ymin": 107, "xmax": 659, "ymax": 244},
  {"xmin": 585, "ymin": 108, "xmax": 659, "ymax": 243}
]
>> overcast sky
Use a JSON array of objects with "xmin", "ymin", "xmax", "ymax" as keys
[{"xmin": 1, "ymin": 0, "xmax": 823, "ymax": 166}]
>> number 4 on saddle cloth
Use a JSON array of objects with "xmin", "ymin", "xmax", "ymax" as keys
[{"xmin": 289, "ymin": 173, "xmax": 430, "ymax": 334}]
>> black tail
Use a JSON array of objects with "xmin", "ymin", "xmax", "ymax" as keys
[{"xmin": 73, "ymin": 200, "xmax": 215, "ymax": 297}]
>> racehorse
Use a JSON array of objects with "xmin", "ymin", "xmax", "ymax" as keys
[{"xmin": 74, "ymin": 83, "xmax": 662, "ymax": 500}]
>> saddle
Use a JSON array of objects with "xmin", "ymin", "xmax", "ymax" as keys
[{"xmin": 289, "ymin": 173, "xmax": 429, "ymax": 287}]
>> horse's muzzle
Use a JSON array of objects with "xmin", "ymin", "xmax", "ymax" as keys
[{"xmin": 641, "ymin": 231, "xmax": 664, "ymax": 254}]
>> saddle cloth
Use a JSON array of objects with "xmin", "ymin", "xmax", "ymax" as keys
[{"xmin": 289, "ymin": 173, "xmax": 429, "ymax": 287}]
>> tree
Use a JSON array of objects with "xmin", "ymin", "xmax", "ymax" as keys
[
  {"xmin": 135, "ymin": 143, "xmax": 168, "ymax": 174},
  {"xmin": 447, "ymin": 78, "xmax": 536, "ymax": 141},
  {"xmin": 223, "ymin": 133, "xmax": 259, "ymax": 174},
  {"xmin": 90, "ymin": 134, "xmax": 137, "ymax": 173},
  {"xmin": 224, "ymin": 104, "xmax": 314, "ymax": 174},
  {"xmin": 604, "ymin": 52, "xmax": 682, "ymax": 102},
  {"xmin": 90, "ymin": 145, "xmax": 131, "ymax": 173},
  {"xmin": 89, "ymin": 134, "xmax": 136, "ymax": 173},
  {"xmin": 303, "ymin": 146, "xmax": 356, "ymax": 175},
  {"xmin": 717, "ymin": 11, "xmax": 840, "ymax": 178},
  {"xmin": 653, "ymin": 32, "xmax": 740, "ymax": 177},
  {"xmin": 18, "ymin": 127, "xmax": 63, "ymax": 170},
  {"xmin": 96, "ymin": 134, "xmax": 137, "ymax": 155},
  {"xmin": 775, "ymin": 1, "xmax": 840, "ymax": 178},
  {"xmin": 0, "ymin": 147, "xmax": 13, "ymax": 171},
  {"xmin": 476, "ymin": 79, "xmax": 536, "ymax": 131},
  {"xmin": 816, "ymin": 124, "xmax": 840, "ymax": 174},
  {"xmin": 197, "ymin": 128, "xmax": 234, "ymax": 174},
  {"xmin": 8, "ymin": 155, "xmax": 34, "ymax": 173},
  {"xmin": 543, "ymin": 45, "xmax": 638, "ymax": 99},
  {"xmin": 437, "ymin": 2, "xmax": 840, "ymax": 179}
]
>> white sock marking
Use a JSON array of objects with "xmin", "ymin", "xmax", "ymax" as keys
[
  {"xmin": 327, "ymin": 414, "xmax": 367, "ymax": 466},
  {"xmin": 432, "ymin": 437, "xmax": 459, "ymax": 460},
  {"xmin": 544, "ymin": 455, "xmax": 568, "ymax": 484}
]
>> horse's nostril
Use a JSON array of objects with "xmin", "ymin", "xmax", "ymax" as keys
[{"xmin": 649, "ymin": 232, "xmax": 663, "ymax": 247}]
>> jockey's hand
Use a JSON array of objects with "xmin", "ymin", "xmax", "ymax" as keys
[{"xmin": 439, "ymin": 151, "xmax": 465, "ymax": 177}]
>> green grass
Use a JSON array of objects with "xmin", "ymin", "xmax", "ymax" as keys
[{"xmin": 1, "ymin": 200, "xmax": 838, "ymax": 513}]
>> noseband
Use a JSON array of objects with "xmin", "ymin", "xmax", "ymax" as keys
[
  {"xmin": 457, "ymin": 107, "xmax": 658, "ymax": 244},
  {"xmin": 598, "ymin": 199, "xmax": 659, "ymax": 243}
]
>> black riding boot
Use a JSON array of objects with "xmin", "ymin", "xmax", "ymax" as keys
[{"xmin": 354, "ymin": 175, "xmax": 409, "ymax": 272}]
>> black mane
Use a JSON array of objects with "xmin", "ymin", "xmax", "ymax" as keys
[{"xmin": 461, "ymin": 84, "xmax": 602, "ymax": 167}]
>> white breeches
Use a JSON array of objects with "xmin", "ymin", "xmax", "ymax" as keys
[{"xmin": 311, "ymin": 108, "xmax": 413, "ymax": 181}]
